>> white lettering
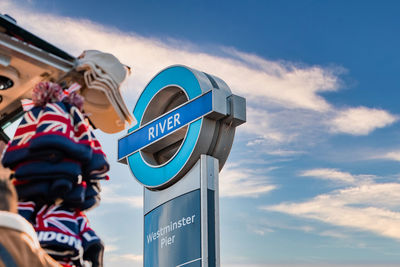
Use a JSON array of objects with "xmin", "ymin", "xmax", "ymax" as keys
[
  {"xmin": 37, "ymin": 231, "xmax": 45, "ymax": 240},
  {"xmin": 159, "ymin": 120, "xmax": 166, "ymax": 134},
  {"xmin": 147, "ymin": 234, "xmax": 154, "ymax": 244},
  {"xmin": 161, "ymin": 235, "xmax": 175, "ymax": 248},
  {"xmin": 148, "ymin": 126, "xmax": 155, "ymax": 140},
  {"xmin": 67, "ymin": 234, "xmax": 82, "ymax": 250},
  {"xmin": 83, "ymin": 232, "xmax": 99, "ymax": 242},
  {"xmin": 174, "ymin": 113, "xmax": 180, "ymax": 126},
  {"xmin": 145, "ymin": 213, "xmax": 196, "ymax": 247},
  {"xmin": 147, "ymin": 113, "xmax": 183, "ymax": 142},
  {"xmin": 38, "ymin": 231, "xmax": 82, "ymax": 250},
  {"xmin": 167, "ymin": 116, "xmax": 173, "ymax": 130},
  {"xmin": 56, "ymin": 233, "xmax": 69, "ymax": 243},
  {"xmin": 43, "ymin": 232, "xmax": 56, "ymax": 241}
]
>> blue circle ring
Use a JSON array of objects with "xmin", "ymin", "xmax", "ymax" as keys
[{"xmin": 127, "ymin": 66, "xmax": 203, "ymax": 188}]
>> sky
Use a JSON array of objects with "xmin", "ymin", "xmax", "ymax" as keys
[{"xmin": 2, "ymin": 0, "xmax": 400, "ymax": 266}]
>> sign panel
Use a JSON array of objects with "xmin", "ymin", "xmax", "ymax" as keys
[
  {"xmin": 118, "ymin": 65, "xmax": 245, "ymax": 189},
  {"xmin": 117, "ymin": 65, "xmax": 245, "ymax": 267},
  {"xmin": 118, "ymin": 90, "xmax": 213, "ymax": 162},
  {"xmin": 144, "ymin": 190, "xmax": 202, "ymax": 267}
]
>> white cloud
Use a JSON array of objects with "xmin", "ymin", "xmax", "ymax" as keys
[
  {"xmin": 263, "ymin": 183, "xmax": 400, "ymax": 240},
  {"xmin": 220, "ymin": 166, "xmax": 276, "ymax": 198},
  {"xmin": 223, "ymin": 49, "xmax": 341, "ymax": 111},
  {"xmin": 2, "ymin": 0, "xmax": 397, "ymax": 157},
  {"xmin": 249, "ymin": 226, "xmax": 274, "ymax": 236},
  {"xmin": 106, "ymin": 253, "xmax": 142, "ymax": 266},
  {"xmin": 119, "ymin": 254, "xmax": 143, "ymax": 262},
  {"xmin": 1, "ymin": 1, "xmax": 342, "ymax": 113},
  {"xmin": 101, "ymin": 185, "xmax": 143, "ymax": 208},
  {"xmin": 300, "ymin": 168, "xmax": 356, "ymax": 184},
  {"xmin": 242, "ymin": 107, "xmax": 332, "ymax": 149},
  {"xmin": 329, "ymin": 107, "xmax": 397, "ymax": 135},
  {"xmin": 266, "ymin": 149, "xmax": 305, "ymax": 156},
  {"xmin": 242, "ymin": 107, "xmax": 288, "ymax": 143},
  {"xmin": 367, "ymin": 149, "xmax": 400, "ymax": 165},
  {"xmin": 299, "ymin": 168, "xmax": 376, "ymax": 186},
  {"xmin": 319, "ymin": 230, "xmax": 348, "ymax": 239},
  {"xmin": 377, "ymin": 150, "xmax": 400, "ymax": 162},
  {"xmin": 248, "ymin": 218, "xmax": 314, "ymax": 237},
  {"xmin": 104, "ymin": 244, "xmax": 118, "ymax": 252}
]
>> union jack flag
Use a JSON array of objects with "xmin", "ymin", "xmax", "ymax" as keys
[
  {"xmin": 68, "ymin": 104, "xmax": 91, "ymax": 145},
  {"xmin": 13, "ymin": 107, "xmax": 42, "ymax": 146},
  {"xmin": 2, "ymin": 107, "xmax": 42, "ymax": 168},
  {"xmin": 29, "ymin": 102, "xmax": 92, "ymax": 162},
  {"xmin": 35, "ymin": 204, "xmax": 84, "ymax": 264},
  {"xmin": 35, "ymin": 204, "xmax": 81, "ymax": 238},
  {"xmin": 83, "ymin": 129, "xmax": 109, "ymax": 180},
  {"xmin": 33, "ymin": 204, "xmax": 102, "ymax": 266},
  {"xmin": 35, "ymin": 102, "xmax": 73, "ymax": 137}
]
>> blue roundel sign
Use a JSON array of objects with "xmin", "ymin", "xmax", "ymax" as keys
[{"xmin": 118, "ymin": 65, "xmax": 244, "ymax": 189}]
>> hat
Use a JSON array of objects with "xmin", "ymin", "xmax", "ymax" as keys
[
  {"xmin": 76, "ymin": 50, "xmax": 136, "ymax": 133},
  {"xmin": 29, "ymin": 102, "xmax": 93, "ymax": 162},
  {"xmin": 35, "ymin": 204, "xmax": 84, "ymax": 263}
]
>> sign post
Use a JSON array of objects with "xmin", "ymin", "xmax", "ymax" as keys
[{"xmin": 118, "ymin": 65, "xmax": 246, "ymax": 266}]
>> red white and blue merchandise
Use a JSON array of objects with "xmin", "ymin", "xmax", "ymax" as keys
[
  {"xmin": 33, "ymin": 203, "xmax": 103, "ymax": 267},
  {"xmin": 3, "ymin": 82, "xmax": 108, "ymax": 267}
]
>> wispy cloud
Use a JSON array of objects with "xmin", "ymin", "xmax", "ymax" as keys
[
  {"xmin": 381, "ymin": 151, "xmax": 400, "ymax": 161},
  {"xmin": 219, "ymin": 165, "xmax": 276, "ymax": 198},
  {"xmin": 329, "ymin": 107, "xmax": 398, "ymax": 135},
  {"xmin": 319, "ymin": 230, "xmax": 349, "ymax": 239},
  {"xmin": 119, "ymin": 254, "xmax": 142, "ymax": 262},
  {"xmin": 101, "ymin": 185, "xmax": 142, "ymax": 208},
  {"xmin": 106, "ymin": 253, "xmax": 142, "ymax": 266},
  {"xmin": 2, "ymin": 0, "xmax": 397, "ymax": 158},
  {"xmin": 300, "ymin": 168, "xmax": 356, "ymax": 184},
  {"xmin": 248, "ymin": 225, "xmax": 274, "ymax": 236},
  {"xmin": 222, "ymin": 48, "xmax": 342, "ymax": 112},
  {"xmin": 263, "ymin": 182, "xmax": 400, "ymax": 240},
  {"xmin": 247, "ymin": 218, "xmax": 314, "ymax": 237},
  {"xmin": 2, "ymin": 0, "xmax": 399, "ymax": 219},
  {"xmin": 300, "ymin": 168, "xmax": 376, "ymax": 185},
  {"xmin": 104, "ymin": 244, "xmax": 118, "ymax": 252},
  {"xmin": 242, "ymin": 107, "xmax": 285, "ymax": 143},
  {"xmin": 3, "ymin": 3, "xmax": 341, "ymax": 114},
  {"xmin": 265, "ymin": 149, "xmax": 306, "ymax": 157},
  {"xmin": 374, "ymin": 150, "xmax": 400, "ymax": 162}
]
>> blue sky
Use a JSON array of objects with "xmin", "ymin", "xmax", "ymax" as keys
[{"xmin": 2, "ymin": 0, "xmax": 400, "ymax": 266}]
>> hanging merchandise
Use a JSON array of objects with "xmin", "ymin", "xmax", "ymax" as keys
[
  {"xmin": 2, "ymin": 81, "xmax": 108, "ymax": 267},
  {"xmin": 76, "ymin": 50, "xmax": 136, "ymax": 133},
  {"xmin": 33, "ymin": 203, "xmax": 103, "ymax": 267}
]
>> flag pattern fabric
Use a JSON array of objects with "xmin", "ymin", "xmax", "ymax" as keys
[
  {"xmin": 3, "ymin": 82, "xmax": 110, "ymax": 267},
  {"xmin": 3, "ymin": 101, "xmax": 108, "ymax": 210},
  {"xmin": 30, "ymin": 203, "xmax": 103, "ymax": 267},
  {"xmin": 2, "ymin": 106, "xmax": 42, "ymax": 168}
]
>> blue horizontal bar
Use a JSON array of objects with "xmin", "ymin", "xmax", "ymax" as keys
[{"xmin": 118, "ymin": 90, "xmax": 213, "ymax": 161}]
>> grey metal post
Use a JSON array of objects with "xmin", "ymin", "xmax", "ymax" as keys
[{"xmin": 144, "ymin": 155, "xmax": 220, "ymax": 267}]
